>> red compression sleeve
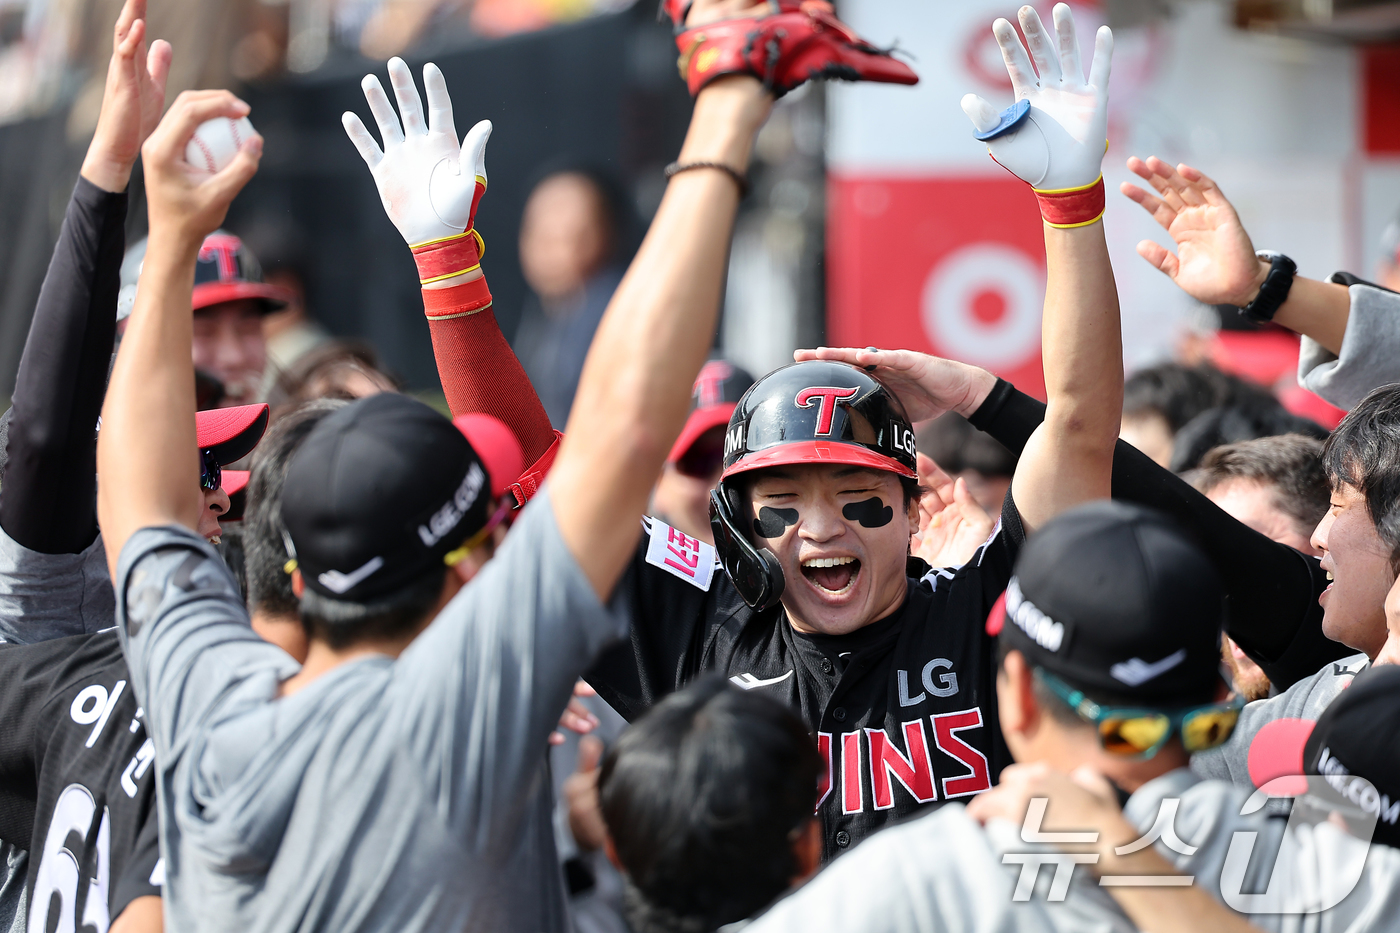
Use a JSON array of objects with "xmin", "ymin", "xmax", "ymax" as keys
[{"xmin": 423, "ymin": 278, "xmax": 556, "ymax": 466}]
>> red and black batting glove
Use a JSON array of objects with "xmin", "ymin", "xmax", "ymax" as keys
[{"xmin": 662, "ymin": 0, "xmax": 917, "ymax": 98}]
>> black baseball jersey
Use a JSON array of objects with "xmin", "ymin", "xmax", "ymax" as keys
[
  {"xmin": 586, "ymin": 501, "xmax": 1023, "ymax": 860},
  {"xmin": 0, "ymin": 629, "xmax": 162, "ymax": 929}
]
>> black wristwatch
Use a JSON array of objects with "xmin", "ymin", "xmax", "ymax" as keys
[{"xmin": 1238, "ymin": 251, "xmax": 1296, "ymax": 323}]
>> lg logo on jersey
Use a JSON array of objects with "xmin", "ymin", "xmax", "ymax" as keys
[{"xmin": 897, "ymin": 658, "xmax": 959, "ymax": 706}]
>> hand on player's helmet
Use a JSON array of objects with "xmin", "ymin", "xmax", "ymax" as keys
[
  {"xmin": 343, "ymin": 57, "xmax": 490, "ymax": 248},
  {"xmin": 910, "ymin": 454, "xmax": 996, "ymax": 570},
  {"xmin": 961, "ymin": 4, "xmax": 1111, "ymax": 191},
  {"xmin": 84, "ymin": 0, "xmax": 171, "ymax": 193},
  {"xmin": 141, "ymin": 90, "xmax": 261, "ymax": 246},
  {"xmin": 1121, "ymin": 157, "xmax": 1269, "ymax": 307},
  {"xmin": 793, "ymin": 347, "xmax": 996, "ymax": 423}
]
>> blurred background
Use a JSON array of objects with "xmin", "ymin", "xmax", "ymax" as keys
[{"xmin": 0, "ymin": 0, "xmax": 1397, "ymax": 426}]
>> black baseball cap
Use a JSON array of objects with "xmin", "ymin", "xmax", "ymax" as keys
[
  {"xmin": 992, "ymin": 500, "xmax": 1225, "ymax": 707},
  {"xmin": 1298, "ymin": 666, "xmax": 1400, "ymax": 848},
  {"xmin": 281, "ymin": 393, "xmax": 491, "ymax": 602}
]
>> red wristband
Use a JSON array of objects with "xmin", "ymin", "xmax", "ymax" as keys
[
  {"xmin": 423, "ymin": 275, "xmax": 493, "ymax": 321},
  {"xmin": 411, "ymin": 228, "xmax": 486, "ymax": 285},
  {"xmin": 1033, "ymin": 176, "xmax": 1105, "ymax": 229}
]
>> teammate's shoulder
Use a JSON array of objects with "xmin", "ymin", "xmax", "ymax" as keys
[{"xmin": 639, "ymin": 515, "xmax": 720, "ymax": 592}]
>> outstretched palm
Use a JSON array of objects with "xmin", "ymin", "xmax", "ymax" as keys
[
  {"xmin": 1121, "ymin": 156, "xmax": 1263, "ymax": 307},
  {"xmin": 910, "ymin": 454, "xmax": 995, "ymax": 570}
]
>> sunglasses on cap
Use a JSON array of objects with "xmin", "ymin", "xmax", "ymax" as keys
[
  {"xmin": 200, "ymin": 449, "xmax": 222, "ymax": 492},
  {"xmin": 1035, "ymin": 669, "xmax": 1242, "ymax": 759}
]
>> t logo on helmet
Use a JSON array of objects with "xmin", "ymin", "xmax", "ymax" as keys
[{"xmin": 795, "ymin": 386, "xmax": 860, "ymax": 436}]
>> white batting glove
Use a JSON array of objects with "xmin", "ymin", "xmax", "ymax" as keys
[
  {"xmin": 343, "ymin": 57, "xmax": 490, "ymax": 276},
  {"xmin": 961, "ymin": 4, "xmax": 1111, "ymax": 224}
]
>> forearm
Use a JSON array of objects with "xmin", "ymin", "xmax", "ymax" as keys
[
  {"xmin": 97, "ymin": 232, "xmax": 203, "ymax": 568},
  {"xmin": 551, "ymin": 78, "xmax": 768, "ymax": 598},
  {"xmin": 971, "ymin": 381, "xmax": 1332, "ymax": 683},
  {"xmin": 420, "ymin": 269, "xmax": 556, "ymax": 465},
  {"xmin": 1232, "ymin": 256, "xmax": 1350, "ymax": 356},
  {"xmin": 1090, "ymin": 823, "xmax": 1266, "ymax": 933},
  {"xmin": 1, "ymin": 178, "xmax": 126, "ymax": 553},
  {"xmin": 1011, "ymin": 221, "xmax": 1122, "ymax": 531}
]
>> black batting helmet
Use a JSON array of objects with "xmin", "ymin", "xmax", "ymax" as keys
[{"xmin": 709, "ymin": 361, "xmax": 918, "ymax": 611}]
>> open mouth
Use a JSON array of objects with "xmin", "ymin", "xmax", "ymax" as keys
[
  {"xmin": 801, "ymin": 556, "xmax": 861, "ymax": 595},
  {"xmin": 208, "ymin": 535, "xmax": 221, "ymax": 546}
]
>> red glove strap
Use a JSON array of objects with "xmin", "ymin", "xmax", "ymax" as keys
[
  {"xmin": 423, "ymin": 275, "xmax": 492, "ymax": 321},
  {"xmin": 507, "ymin": 431, "xmax": 564, "ymax": 509},
  {"xmin": 411, "ymin": 228, "xmax": 485, "ymax": 285},
  {"xmin": 1033, "ymin": 176, "xmax": 1105, "ymax": 229}
]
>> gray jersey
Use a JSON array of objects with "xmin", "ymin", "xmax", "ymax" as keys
[
  {"xmin": 0, "ymin": 523, "xmax": 112, "ymax": 645},
  {"xmin": 113, "ymin": 486, "xmax": 627, "ymax": 933},
  {"xmin": 1193, "ymin": 654, "xmax": 1368, "ymax": 789},
  {"xmin": 1128, "ymin": 769, "xmax": 1400, "ymax": 933},
  {"xmin": 744, "ymin": 770, "xmax": 1400, "ymax": 933},
  {"xmin": 1299, "ymin": 280, "xmax": 1400, "ymax": 410},
  {"xmin": 742, "ymin": 804, "xmax": 1134, "ymax": 933}
]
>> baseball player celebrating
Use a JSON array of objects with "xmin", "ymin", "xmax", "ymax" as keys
[{"xmin": 415, "ymin": 1, "xmax": 1126, "ymax": 859}]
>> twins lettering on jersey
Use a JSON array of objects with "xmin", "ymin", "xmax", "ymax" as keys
[{"xmin": 815, "ymin": 708, "xmax": 991, "ymax": 814}]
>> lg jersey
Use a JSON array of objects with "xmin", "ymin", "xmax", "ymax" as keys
[
  {"xmin": 0, "ymin": 630, "xmax": 162, "ymax": 930},
  {"xmin": 586, "ymin": 503, "xmax": 1023, "ymax": 860}
]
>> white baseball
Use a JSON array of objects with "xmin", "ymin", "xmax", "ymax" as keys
[{"xmin": 185, "ymin": 116, "xmax": 257, "ymax": 176}]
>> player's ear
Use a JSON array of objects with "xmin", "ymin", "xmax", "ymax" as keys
[
  {"xmin": 789, "ymin": 817, "xmax": 822, "ymax": 883},
  {"xmin": 290, "ymin": 568, "xmax": 305, "ymax": 598},
  {"xmin": 998, "ymin": 648, "xmax": 1038, "ymax": 735}
]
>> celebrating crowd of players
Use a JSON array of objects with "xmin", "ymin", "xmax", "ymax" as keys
[{"xmin": 5, "ymin": 0, "xmax": 1400, "ymax": 930}]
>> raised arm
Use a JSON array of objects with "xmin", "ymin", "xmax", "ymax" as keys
[
  {"xmin": 551, "ymin": 72, "xmax": 771, "ymax": 598},
  {"xmin": 964, "ymin": 4, "xmax": 1120, "ymax": 532},
  {"xmin": 0, "ymin": 0, "xmax": 168, "ymax": 555},
  {"xmin": 342, "ymin": 59, "xmax": 557, "ymax": 475},
  {"xmin": 96, "ymin": 91, "xmax": 262, "ymax": 570},
  {"xmin": 1121, "ymin": 159, "xmax": 1352, "ymax": 357}
]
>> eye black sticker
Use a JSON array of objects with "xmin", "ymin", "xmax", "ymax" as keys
[
  {"xmin": 843, "ymin": 497, "xmax": 893, "ymax": 528},
  {"xmin": 753, "ymin": 507, "xmax": 799, "ymax": 539}
]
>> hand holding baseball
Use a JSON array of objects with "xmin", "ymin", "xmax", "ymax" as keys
[
  {"xmin": 141, "ymin": 90, "xmax": 262, "ymax": 249},
  {"xmin": 961, "ymin": 4, "xmax": 1111, "ymax": 191},
  {"xmin": 343, "ymin": 57, "xmax": 491, "ymax": 248},
  {"xmin": 1121, "ymin": 157, "xmax": 1269, "ymax": 307},
  {"xmin": 82, "ymin": 0, "xmax": 172, "ymax": 193}
]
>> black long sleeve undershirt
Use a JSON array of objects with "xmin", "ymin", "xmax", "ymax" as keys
[
  {"xmin": 968, "ymin": 379, "xmax": 1349, "ymax": 691},
  {"xmin": 0, "ymin": 178, "xmax": 126, "ymax": 554}
]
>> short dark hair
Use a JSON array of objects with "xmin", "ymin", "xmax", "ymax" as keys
[
  {"xmin": 1323, "ymin": 384, "xmax": 1400, "ymax": 568},
  {"xmin": 245, "ymin": 399, "xmax": 348, "ymax": 618},
  {"xmin": 598, "ymin": 677, "xmax": 822, "ymax": 933},
  {"xmin": 1193, "ymin": 434, "xmax": 1329, "ymax": 540},
  {"xmin": 1122, "ymin": 363, "xmax": 1229, "ymax": 433},
  {"xmin": 299, "ymin": 568, "xmax": 446, "ymax": 650},
  {"xmin": 916, "ymin": 412, "xmax": 1015, "ymax": 479}
]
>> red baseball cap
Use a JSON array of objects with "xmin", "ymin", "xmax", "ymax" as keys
[
  {"xmin": 668, "ymin": 359, "xmax": 755, "ymax": 463},
  {"xmin": 453, "ymin": 413, "xmax": 524, "ymax": 499},
  {"xmin": 196, "ymin": 403, "xmax": 270, "ymax": 465}
]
